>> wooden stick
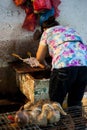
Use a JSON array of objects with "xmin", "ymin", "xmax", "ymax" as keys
[{"xmin": 12, "ymin": 53, "xmax": 23, "ymax": 61}]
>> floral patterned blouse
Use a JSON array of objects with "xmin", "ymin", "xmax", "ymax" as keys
[{"xmin": 39, "ymin": 25, "xmax": 87, "ymax": 69}]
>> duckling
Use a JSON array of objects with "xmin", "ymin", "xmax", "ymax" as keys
[
  {"xmin": 28, "ymin": 107, "xmax": 41, "ymax": 124},
  {"xmin": 36, "ymin": 103, "xmax": 51, "ymax": 126},
  {"xmin": 44, "ymin": 103, "xmax": 60, "ymax": 124},
  {"xmin": 15, "ymin": 100, "xmax": 67, "ymax": 127},
  {"xmin": 15, "ymin": 107, "xmax": 30, "ymax": 126},
  {"xmin": 47, "ymin": 102, "xmax": 67, "ymax": 124},
  {"xmin": 52, "ymin": 102, "xmax": 67, "ymax": 116},
  {"xmin": 15, "ymin": 105, "xmax": 41, "ymax": 126}
]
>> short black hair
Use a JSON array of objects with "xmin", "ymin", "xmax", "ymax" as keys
[{"xmin": 41, "ymin": 16, "xmax": 60, "ymax": 32}]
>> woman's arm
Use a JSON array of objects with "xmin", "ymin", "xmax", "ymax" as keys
[{"xmin": 36, "ymin": 44, "xmax": 48, "ymax": 66}]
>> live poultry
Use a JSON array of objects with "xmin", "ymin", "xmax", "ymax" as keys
[
  {"xmin": 45, "ymin": 102, "xmax": 67, "ymax": 124},
  {"xmin": 36, "ymin": 102, "xmax": 66, "ymax": 125},
  {"xmin": 46, "ymin": 104, "xmax": 60, "ymax": 124},
  {"xmin": 36, "ymin": 103, "xmax": 52, "ymax": 126},
  {"xmin": 15, "ymin": 105, "xmax": 41, "ymax": 126},
  {"xmin": 26, "ymin": 101, "xmax": 63, "ymax": 126},
  {"xmin": 15, "ymin": 102, "xmax": 50, "ymax": 126},
  {"xmin": 14, "ymin": 106, "xmax": 30, "ymax": 126},
  {"xmin": 15, "ymin": 100, "xmax": 67, "ymax": 126},
  {"xmin": 52, "ymin": 102, "xmax": 67, "ymax": 115},
  {"xmin": 22, "ymin": 100, "xmax": 51, "ymax": 126}
]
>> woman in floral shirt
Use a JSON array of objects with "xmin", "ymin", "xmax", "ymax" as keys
[{"xmin": 36, "ymin": 16, "xmax": 87, "ymax": 107}]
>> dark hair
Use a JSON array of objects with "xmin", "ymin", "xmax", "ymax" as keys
[{"xmin": 41, "ymin": 16, "xmax": 60, "ymax": 32}]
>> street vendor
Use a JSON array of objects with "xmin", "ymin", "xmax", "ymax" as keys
[{"xmin": 36, "ymin": 16, "xmax": 87, "ymax": 107}]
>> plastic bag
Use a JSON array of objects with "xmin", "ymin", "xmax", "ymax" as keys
[
  {"xmin": 39, "ymin": 7, "xmax": 55, "ymax": 25},
  {"xmin": 33, "ymin": 0, "xmax": 52, "ymax": 13}
]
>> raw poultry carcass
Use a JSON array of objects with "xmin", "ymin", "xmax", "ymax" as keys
[{"xmin": 14, "ymin": 100, "xmax": 67, "ymax": 126}]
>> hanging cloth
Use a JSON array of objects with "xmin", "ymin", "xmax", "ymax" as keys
[{"xmin": 33, "ymin": 0, "xmax": 52, "ymax": 13}]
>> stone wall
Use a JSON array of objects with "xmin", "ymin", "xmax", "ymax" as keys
[{"xmin": 0, "ymin": 0, "xmax": 40, "ymax": 97}]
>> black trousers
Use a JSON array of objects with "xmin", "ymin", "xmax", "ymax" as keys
[{"xmin": 49, "ymin": 66, "xmax": 87, "ymax": 107}]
